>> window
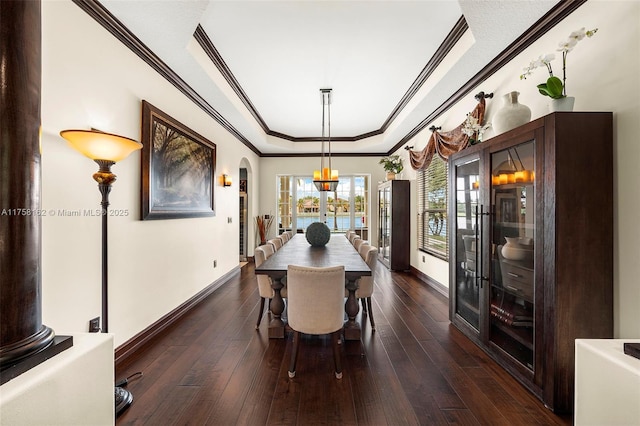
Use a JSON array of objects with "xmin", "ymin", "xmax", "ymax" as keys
[
  {"xmin": 418, "ymin": 156, "xmax": 448, "ymax": 259},
  {"xmin": 277, "ymin": 175, "xmax": 369, "ymax": 236}
]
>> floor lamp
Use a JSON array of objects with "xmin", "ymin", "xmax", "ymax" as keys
[{"xmin": 60, "ymin": 129, "xmax": 142, "ymax": 417}]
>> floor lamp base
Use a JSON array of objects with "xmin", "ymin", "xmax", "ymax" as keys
[{"xmin": 115, "ymin": 386, "xmax": 133, "ymax": 417}]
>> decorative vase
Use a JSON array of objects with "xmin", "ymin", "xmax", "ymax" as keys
[
  {"xmin": 493, "ymin": 91, "xmax": 531, "ymax": 134},
  {"xmin": 549, "ymin": 96, "xmax": 575, "ymax": 112},
  {"xmin": 501, "ymin": 237, "xmax": 533, "ymax": 261},
  {"xmin": 386, "ymin": 172, "xmax": 396, "ymax": 180},
  {"xmin": 305, "ymin": 222, "xmax": 331, "ymax": 247}
]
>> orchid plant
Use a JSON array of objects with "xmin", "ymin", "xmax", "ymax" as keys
[
  {"xmin": 520, "ymin": 27, "xmax": 598, "ymax": 99},
  {"xmin": 461, "ymin": 114, "xmax": 490, "ymax": 145}
]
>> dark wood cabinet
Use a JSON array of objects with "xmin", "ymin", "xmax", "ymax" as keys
[
  {"xmin": 377, "ymin": 180, "xmax": 410, "ymax": 271},
  {"xmin": 448, "ymin": 112, "xmax": 613, "ymax": 413}
]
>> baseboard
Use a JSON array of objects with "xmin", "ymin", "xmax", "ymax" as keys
[
  {"xmin": 114, "ymin": 266, "xmax": 241, "ymax": 366},
  {"xmin": 410, "ymin": 266, "xmax": 449, "ymax": 298}
]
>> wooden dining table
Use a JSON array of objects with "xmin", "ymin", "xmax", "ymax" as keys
[{"xmin": 254, "ymin": 233, "xmax": 371, "ymax": 340}]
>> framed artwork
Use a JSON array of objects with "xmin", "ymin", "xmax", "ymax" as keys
[
  {"xmin": 141, "ymin": 100, "xmax": 216, "ymax": 220},
  {"xmin": 495, "ymin": 191, "xmax": 518, "ymax": 225}
]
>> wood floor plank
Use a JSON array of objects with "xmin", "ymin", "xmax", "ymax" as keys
[{"xmin": 115, "ymin": 261, "xmax": 571, "ymax": 426}]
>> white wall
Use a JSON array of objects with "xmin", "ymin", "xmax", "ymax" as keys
[
  {"xmin": 399, "ymin": 0, "xmax": 639, "ymax": 338},
  {"xmin": 39, "ymin": 0, "xmax": 639, "ymax": 347},
  {"xmin": 40, "ymin": 1, "xmax": 260, "ymax": 347}
]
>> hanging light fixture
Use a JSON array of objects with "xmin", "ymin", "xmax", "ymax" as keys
[{"xmin": 313, "ymin": 88, "xmax": 338, "ymax": 192}]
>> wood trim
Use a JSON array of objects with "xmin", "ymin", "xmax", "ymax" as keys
[
  {"xmin": 410, "ymin": 266, "xmax": 448, "ymax": 299},
  {"xmin": 380, "ymin": 16, "xmax": 468, "ymax": 134},
  {"xmin": 194, "ymin": 17, "xmax": 467, "ymax": 144},
  {"xmin": 389, "ymin": 0, "xmax": 588, "ymax": 154},
  {"xmin": 193, "ymin": 25, "xmax": 270, "ymax": 134},
  {"xmin": 71, "ymin": 0, "xmax": 261, "ymax": 156},
  {"xmin": 73, "ymin": 0, "xmax": 585, "ymax": 157},
  {"xmin": 114, "ymin": 266, "xmax": 241, "ymax": 366}
]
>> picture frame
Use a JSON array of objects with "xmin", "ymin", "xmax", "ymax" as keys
[
  {"xmin": 495, "ymin": 190, "xmax": 518, "ymax": 225},
  {"xmin": 141, "ymin": 100, "xmax": 216, "ymax": 220}
]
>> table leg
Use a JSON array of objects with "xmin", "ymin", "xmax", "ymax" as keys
[
  {"xmin": 269, "ymin": 276, "xmax": 286, "ymax": 338},
  {"xmin": 344, "ymin": 278, "xmax": 361, "ymax": 340}
]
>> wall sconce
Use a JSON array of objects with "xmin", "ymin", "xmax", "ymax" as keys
[{"xmin": 223, "ymin": 174, "xmax": 232, "ymax": 187}]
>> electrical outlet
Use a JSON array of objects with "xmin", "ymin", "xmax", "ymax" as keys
[
  {"xmin": 422, "ymin": 255, "xmax": 425, "ymax": 263},
  {"xmin": 213, "ymin": 260, "xmax": 217, "ymax": 268},
  {"xmin": 89, "ymin": 317, "xmax": 100, "ymax": 333},
  {"xmin": 227, "ymin": 217, "xmax": 232, "ymax": 223}
]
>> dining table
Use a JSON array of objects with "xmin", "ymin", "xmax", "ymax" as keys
[{"xmin": 254, "ymin": 233, "xmax": 371, "ymax": 340}]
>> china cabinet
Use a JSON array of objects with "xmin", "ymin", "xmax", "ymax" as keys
[
  {"xmin": 448, "ymin": 112, "xmax": 613, "ymax": 413},
  {"xmin": 377, "ymin": 180, "xmax": 409, "ymax": 271}
]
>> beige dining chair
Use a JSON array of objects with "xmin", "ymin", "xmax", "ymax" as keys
[
  {"xmin": 358, "ymin": 241, "xmax": 371, "ymax": 258},
  {"xmin": 350, "ymin": 245, "xmax": 378, "ymax": 331},
  {"xmin": 254, "ymin": 244, "xmax": 286, "ymax": 329},
  {"xmin": 348, "ymin": 232, "xmax": 359, "ymax": 244},
  {"xmin": 286, "ymin": 264, "xmax": 345, "ymax": 379},
  {"xmin": 279, "ymin": 232, "xmax": 289, "ymax": 243},
  {"xmin": 353, "ymin": 238, "xmax": 367, "ymax": 252},
  {"xmin": 267, "ymin": 237, "xmax": 283, "ymax": 251}
]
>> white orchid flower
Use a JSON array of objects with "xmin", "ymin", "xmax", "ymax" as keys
[{"xmin": 520, "ymin": 26, "xmax": 597, "ymax": 98}]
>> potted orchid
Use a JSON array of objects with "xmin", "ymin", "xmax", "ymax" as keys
[
  {"xmin": 520, "ymin": 27, "xmax": 598, "ymax": 105},
  {"xmin": 461, "ymin": 114, "xmax": 491, "ymax": 145}
]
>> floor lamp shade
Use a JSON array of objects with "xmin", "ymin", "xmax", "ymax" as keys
[{"xmin": 60, "ymin": 129, "xmax": 142, "ymax": 162}]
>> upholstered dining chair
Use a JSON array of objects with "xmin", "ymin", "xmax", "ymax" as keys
[
  {"xmin": 347, "ymin": 232, "xmax": 359, "ymax": 244},
  {"xmin": 353, "ymin": 238, "xmax": 367, "ymax": 252},
  {"xmin": 345, "ymin": 230, "xmax": 355, "ymax": 241},
  {"xmin": 279, "ymin": 232, "xmax": 289, "ymax": 243},
  {"xmin": 350, "ymin": 245, "xmax": 378, "ymax": 331},
  {"xmin": 358, "ymin": 241, "xmax": 371, "ymax": 258},
  {"xmin": 254, "ymin": 244, "xmax": 286, "ymax": 329},
  {"xmin": 286, "ymin": 264, "xmax": 345, "ymax": 379},
  {"xmin": 267, "ymin": 237, "xmax": 283, "ymax": 251}
]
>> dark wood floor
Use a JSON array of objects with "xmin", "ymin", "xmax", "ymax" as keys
[{"xmin": 116, "ymin": 260, "xmax": 572, "ymax": 425}]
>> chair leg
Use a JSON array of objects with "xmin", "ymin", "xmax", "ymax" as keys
[
  {"xmin": 288, "ymin": 331, "xmax": 300, "ymax": 378},
  {"xmin": 361, "ymin": 298, "xmax": 367, "ymax": 313},
  {"xmin": 366, "ymin": 297, "xmax": 375, "ymax": 331},
  {"xmin": 332, "ymin": 331, "xmax": 343, "ymax": 379},
  {"xmin": 256, "ymin": 297, "xmax": 266, "ymax": 329}
]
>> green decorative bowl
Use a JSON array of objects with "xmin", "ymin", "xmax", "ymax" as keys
[{"xmin": 305, "ymin": 222, "xmax": 331, "ymax": 247}]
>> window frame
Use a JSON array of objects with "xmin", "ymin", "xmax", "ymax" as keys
[{"xmin": 417, "ymin": 156, "xmax": 449, "ymax": 261}]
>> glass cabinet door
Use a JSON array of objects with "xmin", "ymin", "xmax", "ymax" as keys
[
  {"xmin": 453, "ymin": 158, "xmax": 480, "ymax": 330},
  {"xmin": 378, "ymin": 185, "xmax": 391, "ymax": 264},
  {"xmin": 489, "ymin": 140, "xmax": 536, "ymax": 370}
]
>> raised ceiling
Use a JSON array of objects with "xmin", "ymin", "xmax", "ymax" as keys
[{"xmin": 94, "ymin": 0, "xmax": 561, "ymax": 155}]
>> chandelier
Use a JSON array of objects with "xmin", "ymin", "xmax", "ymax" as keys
[{"xmin": 313, "ymin": 88, "xmax": 338, "ymax": 191}]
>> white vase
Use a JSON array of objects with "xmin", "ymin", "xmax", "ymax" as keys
[
  {"xmin": 493, "ymin": 91, "xmax": 532, "ymax": 134},
  {"xmin": 549, "ymin": 96, "xmax": 575, "ymax": 112},
  {"xmin": 501, "ymin": 237, "xmax": 533, "ymax": 261}
]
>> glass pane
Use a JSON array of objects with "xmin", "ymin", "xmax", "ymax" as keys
[
  {"xmin": 278, "ymin": 176, "xmax": 292, "ymax": 234},
  {"xmin": 454, "ymin": 159, "xmax": 480, "ymax": 330},
  {"xmin": 490, "ymin": 141, "xmax": 535, "ymax": 370},
  {"xmin": 292, "ymin": 177, "xmax": 320, "ymax": 231},
  {"xmin": 378, "ymin": 186, "xmax": 390, "ymax": 262},
  {"xmin": 353, "ymin": 176, "xmax": 368, "ymax": 239}
]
